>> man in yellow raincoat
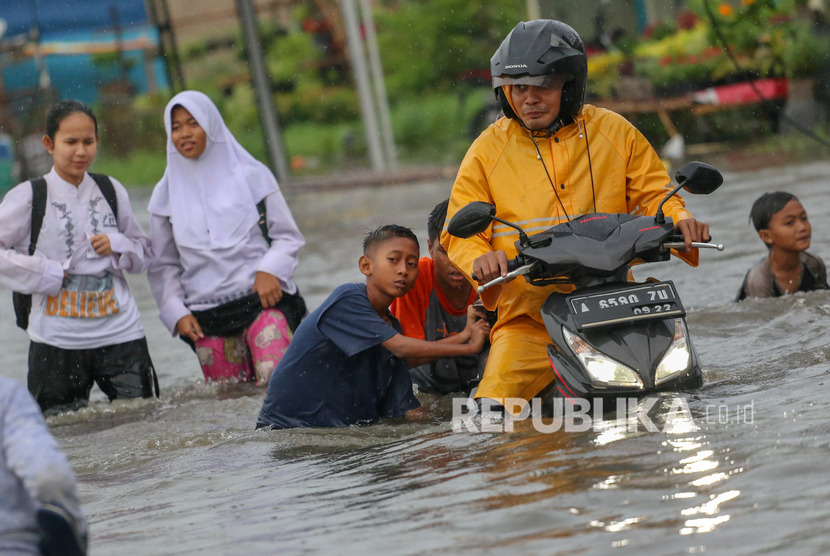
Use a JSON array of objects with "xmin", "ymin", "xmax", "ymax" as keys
[{"xmin": 442, "ymin": 19, "xmax": 710, "ymax": 410}]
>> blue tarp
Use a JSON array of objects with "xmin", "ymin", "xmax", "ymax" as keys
[
  {"xmin": 1, "ymin": 0, "xmax": 149, "ymax": 39},
  {"xmin": 0, "ymin": 1, "xmax": 167, "ymax": 107}
]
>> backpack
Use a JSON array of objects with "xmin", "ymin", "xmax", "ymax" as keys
[
  {"xmin": 255, "ymin": 197, "xmax": 308, "ymax": 330},
  {"xmin": 12, "ymin": 173, "xmax": 118, "ymax": 330}
]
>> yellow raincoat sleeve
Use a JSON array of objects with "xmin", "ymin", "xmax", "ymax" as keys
[
  {"xmin": 607, "ymin": 118, "xmax": 699, "ymax": 267},
  {"xmin": 441, "ymin": 140, "xmax": 501, "ymax": 309}
]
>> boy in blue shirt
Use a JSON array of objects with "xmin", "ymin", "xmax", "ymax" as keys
[{"xmin": 257, "ymin": 225, "xmax": 489, "ymax": 429}]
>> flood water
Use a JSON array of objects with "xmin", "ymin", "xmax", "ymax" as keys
[{"xmin": 3, "ymin": 159, "xmax": 830, "ymax": 555}]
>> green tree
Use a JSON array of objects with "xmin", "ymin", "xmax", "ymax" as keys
[{"xmin": 375, "ymin": 1, "xmax": 525, "ymax": 98}]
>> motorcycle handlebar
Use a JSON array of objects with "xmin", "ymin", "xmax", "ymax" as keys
[
  {"xmin": 663, "ymin": 241, "xmax": 725, "ymax": 251},
  {"xmin": 474, "ymin": 259, "xmax": 535, "ymax": 293},
  {"xmin": 470, "ymin": 240, "xmax": 725, "ymax": 295}
]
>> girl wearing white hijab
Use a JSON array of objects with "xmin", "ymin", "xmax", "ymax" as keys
[{"xmin": 148, "ymin": 90, "xmax": 305, "ymax": 385}]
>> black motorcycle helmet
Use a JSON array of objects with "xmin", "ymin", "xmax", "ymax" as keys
[{"xmin": 491, "ymin": 20, "xmax": 588, "ymax": 132}]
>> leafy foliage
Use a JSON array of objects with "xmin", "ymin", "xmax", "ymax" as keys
[
  {"xmin": 630, "ymin": 0, "xmax": 830, "ymax": 89},
  {"xmin": 109, "ymin": 0, "xmax": 830, "ymax": 179},
  {"xmin": 587, "ymin": 51, "xmax": 626, "ymax": 98},
  {"xmin": 374, "ymin": 1, "xmax": 524, "ymax": 97}
]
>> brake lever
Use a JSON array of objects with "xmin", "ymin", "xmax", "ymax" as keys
[{"xmin": 477, "ymin": 262, "xmax": 537, "ymax": 293}]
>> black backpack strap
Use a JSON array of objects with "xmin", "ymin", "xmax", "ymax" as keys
[
  {"xmin": 28, "ymin": 177, "xmax": 48, "ymax": 255},
  {"xmin": 256, "ymin": 198, "xmax": 270, "ymax": 246},
  {"xmin": 14, "ymin": 177, "xmax": 48, "ymax": 330},
  {"xmin": 255, "ymin": 196, "xmax": 307, "ymax": 330},
  {"xmin": 89, "ymin": 173, "xmax": 119, "ymax": 225}
]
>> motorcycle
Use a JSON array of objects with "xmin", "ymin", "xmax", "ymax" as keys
[{"xmin": 447, "ymin": 161, "xmax": 724, "ymax": 415}]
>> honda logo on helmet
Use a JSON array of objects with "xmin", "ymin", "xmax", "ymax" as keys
[{"xmin": 505, "ymin": 64, "xmax": 528, "ymax": 69}]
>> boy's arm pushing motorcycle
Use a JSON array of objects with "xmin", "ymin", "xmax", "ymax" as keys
[
  {"xmin": 400, "ymin": 305, "xmax": 490, "ymax": 367},
  {"xmin": 383, "ymin": 316, "xmax": 489, "ymax": 368}
]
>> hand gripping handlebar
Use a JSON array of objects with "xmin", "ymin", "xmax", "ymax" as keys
[{"xmin": 474, "ymin": 259, "xmax": 536, "ymax": 293}]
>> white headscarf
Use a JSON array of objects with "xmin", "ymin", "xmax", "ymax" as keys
[{"xmin": 148, "ymin": 90, "xmax": 278, "ymax": 250}]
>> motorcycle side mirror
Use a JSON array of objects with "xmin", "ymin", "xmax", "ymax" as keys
[
  {"xmin": 447, "ymin": 201, "xmax": 497, "ymax": 238},
  {"xmin": 655, "ymin": 161, "xmax": 723, "ymax": 224},
  {"xmin": 448, "ymin": 201, "xmax": 531, "ymax": 246},
  {"xmin": 675, "ymin": 161, "xmax": 723, "ymax": 195}
]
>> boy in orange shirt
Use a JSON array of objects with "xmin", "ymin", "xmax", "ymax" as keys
[{"xmin": 391, "ymin": 200, "xmax": 490, "ymax": 395}]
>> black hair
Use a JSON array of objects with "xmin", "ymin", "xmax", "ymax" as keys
[
  {"xmin": 169, "ymin": 103, "xmax": 191, "ymax": 124},
  {"xmin": 363, "ymin": 224, "xmax": 419, "ymax": 255},
  {"xmin": 750, "ymin": 191, "xmax": 799, "ymax": 232},
  {"xmin": 750, "ymin": 191, "xmax": 800, "ymax": 248},
  {"xmin": 45, "ymin": 99, "xmax": 98, "ymax": 140},
  {"xmin": 427, "ymin": 199, "xmax": 449, "ymax": 243}
]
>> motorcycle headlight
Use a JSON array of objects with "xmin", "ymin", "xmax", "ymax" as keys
[
  {"xmin": 655, "ymin": 319, "xmax": 691, "ymax": 384},
  {"xmin": 563, "ymin": 327, "xmax": 643, "ymax": 388}
]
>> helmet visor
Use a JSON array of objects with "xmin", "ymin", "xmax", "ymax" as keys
[{"xmin": 492, "ymin": 73, "xmax": 572, "ymax": 90}]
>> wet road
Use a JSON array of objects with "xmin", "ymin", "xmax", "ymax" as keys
[{"xmin": 3, "ymin": 160, "xmax": 830, "ymax": 555}]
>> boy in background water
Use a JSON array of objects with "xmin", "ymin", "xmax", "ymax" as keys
[{"xmin": 737, "ymin": 191, "xmax": 828, "ymax": 300}]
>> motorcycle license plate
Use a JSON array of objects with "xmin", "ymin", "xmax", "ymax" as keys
[{"xmin": 567, "ymin": 281, "xmax": 685, "ymax": 330}]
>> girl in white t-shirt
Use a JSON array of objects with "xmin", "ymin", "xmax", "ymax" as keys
[{"xmin": 0, "ymin": 99, "xmax": 157, "ymax": 414}]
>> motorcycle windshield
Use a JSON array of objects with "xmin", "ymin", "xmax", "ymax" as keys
[
  {"xmin": 557, "ymin": 213, "xmax": 638, "ymax": 240},
  {"xmin": 520, "ymin": 213, "xmax": 671, "ymax": 278}
]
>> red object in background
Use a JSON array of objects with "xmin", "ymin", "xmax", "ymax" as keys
[
  {"xmin": 458, "ymin": 68, "xmax": 492, "ymax": 86},
  {"xmin": 676, "ymin": 10, "xmax": 700, "ymax": 30},
  {"xmin": 302, "ymin": 17, "xmax": 333, "ymax": 34},
  {"xmin": 691, "ymin": 78, "xmax": 789, "ymax": 105}
]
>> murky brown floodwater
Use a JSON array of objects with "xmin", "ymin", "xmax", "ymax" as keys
[{"xmin": 3, "ymin": 160, "xmax": 830, "ymax": 555}]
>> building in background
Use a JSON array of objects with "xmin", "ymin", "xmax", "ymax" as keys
[{"xmin": 0, "ymin": 0, "xmax": 168, "ymax": 185}]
